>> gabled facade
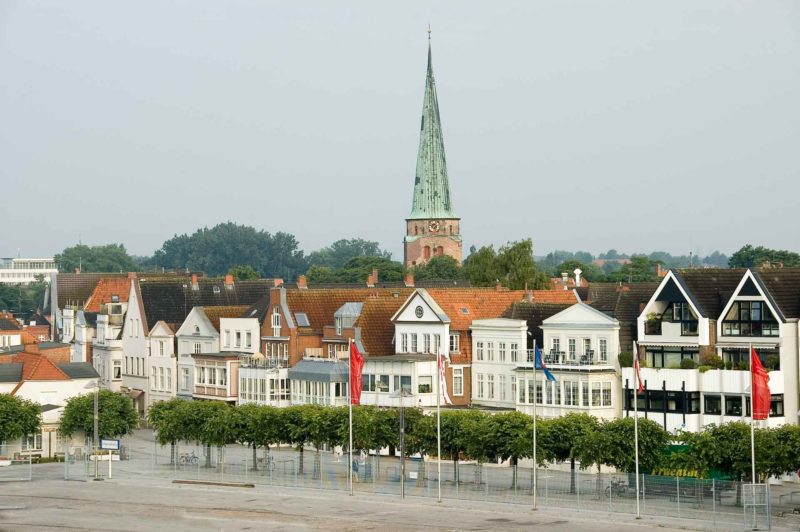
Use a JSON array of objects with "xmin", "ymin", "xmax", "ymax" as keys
[
  {"xmin": 120, "ymin": 278, "xmax": 148, "ymax": 416},
  {"xmin": 147, "ymin": 321, "xmax": 177, "ymax": 407},
  {"xmin": 624, "ymin": 268, "xmax": 799, "ymax": 432},
  {"xmin": 175, "ymin": 307, "xmax": 223, "ymax": 400}
]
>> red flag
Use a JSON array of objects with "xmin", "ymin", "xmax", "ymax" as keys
[
  {"xmin": 349, "ymin": 341, "xmax": 365, "ymax": 405},
  {"xmin": 751, "ymin": 348, "xmax": 770, "ymax": 420},
  {"xmin": 634, "ymin": 357, "xmax": 644, "ymax": 395}
]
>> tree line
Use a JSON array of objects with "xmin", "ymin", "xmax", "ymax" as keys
[{"xmin": 52, "ymin": 222, "xmax": 799, "ymax": 287}]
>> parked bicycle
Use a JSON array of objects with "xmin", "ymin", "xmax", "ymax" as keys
[
  {"xmin": 179, "ymin": 451, "xmax": 198, "ymax": 466},
  {"xmin": 605, "ymin": 478, "xmax": 629, "ymax": 498}
]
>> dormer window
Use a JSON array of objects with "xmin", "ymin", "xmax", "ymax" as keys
[
  {"xmin": 723, "ymin": 301, "xmax": 779, "ymax": 337},
  {"xmin": 335, "ymin": 317, "xmax": 343, "ymax": 336},
  {"xmin": 663, "ymin": 302, "xmax": 698, "ymax": 336}
]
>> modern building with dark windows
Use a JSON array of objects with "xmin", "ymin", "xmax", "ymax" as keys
[{"xmin": 624, "ymin": 267, "xmax": 799, "ymax": 432}]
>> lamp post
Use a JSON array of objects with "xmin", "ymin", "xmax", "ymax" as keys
[
  {"xmin": 392, "ymin": 375, "xmax": 412, "ymax": 500},
  {"xmin": 84, "ymin": 378, "xmax": 104, "ymax": 481}
]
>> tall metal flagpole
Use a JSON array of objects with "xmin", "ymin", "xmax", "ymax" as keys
[
  {"xmin": 633, "ymin": 341, "xmax": 641, "ymax": 519},
  {"xmin": 349, "ymin": 338, "xmax": 354, "ymax": 496},
  {"xmin": 750, "ymin": 343, "xmax": 756, "ymax": 484},
  {"xmin": 437, "ymin": 352, "xmax": 442, "ymax": 503},
  {"xmin": 532, "ymin": 340, "xmax": 537, "ymax": 511}
]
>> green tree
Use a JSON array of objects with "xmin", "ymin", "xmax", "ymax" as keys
[
  {"xmin": 541, "ymin": 412, "xmax": 599, "ymax": 493},
  {"xmin": 148, "ymin": 398, "xmax": 188, "ymax": 464},
  {"xmin": 555, "ymin": 260, "xmax": 606, "ymax": 282},
  {"xmin": 598, "ymin": 417, "xmax": 669, "ymax": 473},
  {"xmin": 489, "ymin": 411, "xmax": 539, "ymax": 488},
  {"xmin": 281, "ymin": 405, "xmax": 315, "ymax": 475},
  {"xmin": 0, "ymin": 278, "xmax": 48, "ymax": 323},
  {"xmin": 238, "ymin": 404, "xmax": 283, "ymax": 471},
  {"xmin": 307, "ymin": 239, "xmax": 392, "ymax": 270},
  {"xmin": 462, "ymin": 246, "xmax": 501, "ymax": 287},
  {"xmin": 496, "ymin": 239, "xmax": 550, "ymax": 290},
  {"xmin": 152, "ymin": 223, "xmax": 308, "ymax": 279},
  {"xmin": 412, "ymin": 255, "xmax": 464, "ymax": 281},
  {"xmin": 55, "ymin": 244, "xmax": 137, "ymax": 273},
  {"xmin": 335, "ymin": 256, "xmax": 404, "ymax": 283},
  {"xmin": 305, "ymin": 265, "xmax": 338, "ymax": 283},
  {"xmin": 607, "ymin": 255, "xmax": 659, "ymax": 282},
  {"xmin": 728, "ymin": 245, "xmax": 800, "ymax": 268},
  {"xmin": 228, "ymin": 265, "xmax": 260, "ymax": 280},
  {"xmin": 438, "ymin": 410, "xmax": 474, "ymax": 483},
  {"xmin": 59, "ymin": 390, "xmax": 139, "ymax": 440},
  {"xmin": 200, "ymin": 402, "xmax": 240, "ymax": 470},
  {"xmin": 0, "ymin": 394, "xmax": 41, "ymax": 444}
]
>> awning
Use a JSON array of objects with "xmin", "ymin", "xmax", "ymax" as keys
[
  {"xmin": 637, "ymin": 342, "xmax": 699, "ymax": 348},
  {"xmin": 716, "ymin": 343, "xmax": 779, "ymax": 350},
  {"xmin": 288, "ymin": 359, "xmax": 349, "ymax": 383}
]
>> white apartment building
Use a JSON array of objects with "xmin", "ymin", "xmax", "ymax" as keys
[
  {"xmin": 0, "ymin": 257, "xmax": 57, "ymax": 284},
  {"xmin": 470, "ymin": 318, "xmax": 527, "ymax": 410}
]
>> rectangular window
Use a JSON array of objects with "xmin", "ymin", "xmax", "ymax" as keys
[
  {"xmin": 583, "ymin": 338, "xmax": 591, "ymax": 356},
  {"xmin": 193, "ymin": 343, "xmax": 201, "ymax": 354},
  {"xmin": 224, "ymin": 330, "xmax": 231, "ymax": 347},
  {"xmin": 602, "ymin": 382, "xmax": 612, "ymax": 406},
  {"xmin": 499, "ymin": 374, "xmax": 506, "ymax": 401},
  {"xmin": 410, "ymin": 334, "xmax": 418, "ymax": 353},
  {"xmin": 219, "ymin": 368, "xmax": 227, "ymax": 386},
  {"xmin": 568, "ymin": 339, "xmax": 576, "ymax": 360},
  {"xmin": 197, "ymin": 366, "xmax": 206, "ymax": 385},
  {"xmin": 159, "ymin": 367, "xmax": 165, "ymax": 391},
  {"xmin": 527, "ymin": 379, "xmax": 535, "ymax": 405},
  {"xmin": 476, "ymin": 341, "xmax": 484, "ymax": 361},
  {"xmin": 545, "ymin": 380, "xmax": 553, "ymax": 404},
  {"xmin": 246, "ymin": 332, "xmax": 252, "ymax": 349},
  {"xmin": 477, "ymin": 373, "xmax": 485, "ymax": 399},
  {"xmin": 335, "ymin": 316, "xmax": 343, "ymax": 336},
  {"xmin": 592, "ymin": 382, "xmax": 601, "ymax": 406},
  {"xmin": 423, "ymin": 334, "xmax": 431, "ymax": 353},
  {"xmin": 434, "ymin": 334, "xmax": 441, "ymax": 353},
  {"xmin": 518, "ymin": 378, "xmax": 525, "ymax": 403},
  {"xmin": 452, "ymin": 367, "xmax": 463, "ymax": 396},
  {"xmin": 552, "ymin": 338, "xmax": 560, "ymax": 353},
  {"xmin": 166, "ymin": 369, "xmax": 171, "ymax": 390},
  {"xmin": 235, "ymin": 331, "xmax": 242, "ymax": 348},
  {"xmin": 487, "ymin": 342, "xmax": 494, "ymax": 361},
  {"xmin": 400, "ymin": 375, "xmax": 411, "ymax": 394},
  {"xmin": 401, "ymin": 333, "xmax": 408, "ymax": 353},
  {"xmin": 511, "ymin": 376, "xmax": 517, "ymax": 402},
  {"xmin": 554, "ymin": 381, "xmax": 562, "ymax": 405},
  {"xmin": 487, "ymin": 374, "xmax": 495, "ymax": 399},
  {"xmin": 418, "ymin": 376, "xmax": 433, "ymax": 394},
  {"xmin": 159, "ymin": 341, "xmax": 165, "ymax": 357},
  {"xmin": 377, "ymin": 374, "xmax": 390, "ymax": 393},
  {"xmin": 770, "ymin": 394, "xmax": 784, "ymax": 417},
  {"xmin": 725, "ymin": 395, "xmax": 743, "ymax": 416},
  {"xmin": 535, "ymin": 380, "xmax": 543, "ymax": 404},
  {"xmin": 450, "ymin": 334, "xmax": 460, "ymax": 353},
  {"xmin": 208, "ymin": 367, "xmax": 216, "ymax": 385},
  {"xmin": 582, "ymin": 381, "xmax": 589, "ymax": 407},
  {"xmin": 564, "ymin": 381, "xmax": 578, "ymax": 406},
  {"xmin": 113, "ymin": 361, "xmax": 121, "ymax": 380},
  {"xmin": 499, "ymin": 342, "xmax": 506, "ymax": 362},
  {"xmin": 704, "ymin": 394, "xmax": 722, "ymax": 415},
  {"xmin": 181, "ymin": 368, "xmax": 190, "ymax": 390},
  {"xmin": 151, "ymin": 367, "xmax": 157, "ymax": 390},
  {"xmin": 510, "ymin": 343, "xmax": 518, "ymax": 362},
  {"xmin": 599, "ymin": 338, "xmax": 607, "ymax": 362}
]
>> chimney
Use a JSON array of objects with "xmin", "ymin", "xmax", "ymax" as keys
[
  {"xmin": 191, "ymin": 273, "xmax": 199, "ymax": 291},
  {"xmin": 367, "ymin": 269, "xmax": 378, "ymax": 288},
  {"xmin": 273, "ymin": 278, "xmax": 283, "ymax": 287},
  {"xmin": 74, "ymin": 267, "xmax": 81, "ymax": 274},
  {"xmin": 297, "ymin": 275, "xmax": 308, "ymax": 289},
  {"xmin": 655, "ymin": 263, "xmax": 667, "ymax": 278},
  {"xmin": 224, "ymin": 274, "xmax": 234, "ymax": 289},
  {"xmin": 495, "ymin": 280, "xmax": 502, "ymax": 291},
  {"xmin": 573, "ymin": 268, "xmax": 582, "ymax": 287},
  {"xmin": 128, "ymin": 272, "xmax": 136, "ymax": 280},
  {"xmin": 524, "ymin": 291, "xmax": 533, "ymax": 303},
  {"xmin": 561, "ymin": 272, "xmax": 568, "ymax": 290},
  {"xmin": 404, "ymin": 273, "xmax": 414, "ymax": 288}
]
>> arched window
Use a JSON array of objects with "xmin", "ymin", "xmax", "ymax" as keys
[
  {"xmin": 436, "ymin": 246, "xmax": 444, "ymax": 256},
  {"xmin": 424, "ymin": 246, "xmax": 431, "ymax": 259}
]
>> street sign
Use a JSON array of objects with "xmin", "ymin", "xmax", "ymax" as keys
[{"xmin": 100, "ymin": 439, "xmax": 120, "ymax": 451}]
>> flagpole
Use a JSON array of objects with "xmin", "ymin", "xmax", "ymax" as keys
[
  {"xmin": 633, "ymin": 341, "xmax": 641, "ymax": 520},
  {"xmin": 349, "ymin": 338, "xmax": 354, "ymax": 497},
  {"xmin": 750, "ymin": 343, "xmax": 756, "ymax": 486},
  {"xmin": 436, "ymin": 352, "xmax": 442, "ymax": 503},
  {"xmin": 532, "ymin": 340, "xmax": 537, "ymax": 511}
]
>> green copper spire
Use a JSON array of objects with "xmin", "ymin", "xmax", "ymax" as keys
[{"xmin": 409, "ymin": 36, "xmax": 457, "ymax": 220}]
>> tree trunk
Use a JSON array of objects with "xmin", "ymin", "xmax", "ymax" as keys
[
  {"xmin": 313, "ymin": 449, "xmax": 321, "ymax": 480},
  {"xmin": 205, "ymin": 444, "xmax": 212, "ymax": 468},
  {"xmin": 298, "ymin": 446, "xmax": 304, "ymax": 475},
  {"xmin": 595, "ymin": 464, "xmax": 603, "ymax": 500},
  {"xmin": 170, "ymin": 442, "xmax": 176, "ymax": 465},
  {"xmin": 252, "ymin": 443, "xmax": 258, "ymax": 471},
  {"xmin": 453, "ymin": 459, "xmax": 459, "ymax": 484},
  {"xmin": 570, "ymin": 458, "xmax": 576, "ymax": 494},
  {"xmin": 510, "ymin": 457, "xmax": 518, "ymax": 489},
  {"xmin": 417, "ymin": 457, "xmax": 425, "ymax": 487}
]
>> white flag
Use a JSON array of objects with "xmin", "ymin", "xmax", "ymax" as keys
[{"xmin": 438, "ymin": 352, "xmax": 453, "ymax": 405}]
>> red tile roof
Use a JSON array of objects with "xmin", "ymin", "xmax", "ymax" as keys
[
  {"xmin": 286, "ymin": 289, "xmax": 414, "ymax": 332},
  {"xmin": 84, "ymin": 277, "xmax": 132, "ymax": 313},
  {"xmin": 201, "ymin": 306, "xmax": 249, "ymax": 332},
  {"xmin": 12, "ymin": 353, "xmax": 69, "ymax": 381},
  {"xmin": 355, "ymin": 297, "xmax": 408, "ymax": 356}
]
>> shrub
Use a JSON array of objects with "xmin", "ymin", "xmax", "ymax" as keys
[
  {"xmin": 699, "ymin": 352, "xmax": 724, "ymax": 369},
  {"xmin": 765, "ymin": 355, "xmax": 780, "ymax": 371},
  {"xmin": 724, "ymin": 360, "xmax": 733, "ymax": 370},
  {"xmin": 736, "ymin": 361, "xmax": 749, "ymax": 371},
  {"xmin": 680, "ymin": 358, "xmax": 697, "ymax": 369},
  {"xmin": 667, "ymin": 362, "xmax": 681, "ymax": 369},
  {"xmin": 698, "ymin": 365, "xmax": 713, "ymax": 373},
  {"xmin": 618, "ymin": 353, "xmax": 633, "ymax": 368}
]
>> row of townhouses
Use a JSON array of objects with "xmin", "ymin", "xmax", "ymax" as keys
[{"xmin": 40, "ymin": 265, "xmax": 800, "ymax": 436}]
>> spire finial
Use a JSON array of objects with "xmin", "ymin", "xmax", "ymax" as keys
[{"xmin": 427, "ymin": 24, "xmax": 431, "ymax": 40}]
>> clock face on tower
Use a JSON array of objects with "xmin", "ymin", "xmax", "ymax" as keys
[{"xmin": 428, "ymin": 220, "xmax": 440, "ymax": 233}]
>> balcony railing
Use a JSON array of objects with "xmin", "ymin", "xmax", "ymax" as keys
[
  {"xmin": 238, "ymin": 356, "xmax": 289, "ymax": 369},
  {"xmin": 527, "ymin": 349, "xmax": 612, "ymax": 367}
]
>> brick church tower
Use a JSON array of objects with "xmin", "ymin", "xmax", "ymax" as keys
[{"xmin": 403, "ymin": 35, "xmax": 462, "ymax": 268}]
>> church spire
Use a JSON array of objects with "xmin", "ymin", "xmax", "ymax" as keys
[{"xmin": 409, "ymin": 34, "xmax": 456, "ymax": 220}]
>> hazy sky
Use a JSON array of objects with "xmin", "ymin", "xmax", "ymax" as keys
[{"xmin": 2, "ymin": 1, "xmax": 799, "ymax": 261}]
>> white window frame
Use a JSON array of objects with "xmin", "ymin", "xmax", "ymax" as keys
[
  {"xmin": 450, "ymin": 334, "xmax": 460, "ymax": 354},
  {"xmin": 452, "ymin": 367, "xmax": 463, "ymax": 396}
]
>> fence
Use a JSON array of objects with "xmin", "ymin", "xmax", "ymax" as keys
[
  {"xmin": 102, "ymin": 436, "xmax": 772, "ymax": 530},
  {"xmin": 0, "ymin": 444, "xmax": 32, "ymax": 482}
]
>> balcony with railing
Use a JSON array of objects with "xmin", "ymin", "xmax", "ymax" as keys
[
  {"xmin": 526, "ymin": 349, "xmax": 614, "ymax": 368},
  {"xmin": 238, "ymin": 353, "xmax": 289, "ymax": 369}
]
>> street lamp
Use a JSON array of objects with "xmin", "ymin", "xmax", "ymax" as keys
[
  {"xmin": 84, "ymin": 377, "xmax": 104, "ymax": 481},
  {"xmin": 391, "ymin": 377, "xmax": 413, "ymax": 500}
]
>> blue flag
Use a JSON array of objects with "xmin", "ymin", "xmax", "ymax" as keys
[{"xmin": 534, "ymin": 347, "xmax": 556, "ymax": 382}]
